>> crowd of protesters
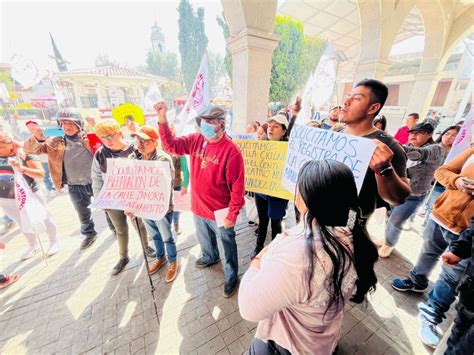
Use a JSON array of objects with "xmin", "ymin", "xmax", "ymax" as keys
[{"xmin": 0, "ymin": 77, "xmax": 472, "ymax": 354}]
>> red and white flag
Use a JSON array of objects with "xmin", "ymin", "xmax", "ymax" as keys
[
  {"xmin": 445, "ymin": 107, "xmax": 473, "ymax": 162},
  {"xmin": 174, "ymin": 53, "xmax": 209, "ymax": 135},
  {"xmin": 14, "ymin": 169, "xmax": 47, "ymax": 235}
]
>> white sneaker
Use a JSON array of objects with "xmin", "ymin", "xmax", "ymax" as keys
[
  {"xmin": 378, "ymin": 244, "xmax": 394, "ymax": 258},
  {"xmin": 20, "ymin": 246, "xmax": 40, "ymax": 260},
  {"xmin": 47, "ymin": 242, "xmax": 61, "ymax": 256},
  {"xmin": 48, "ymin": 190, "xmax": 57, "ymax": 198}
]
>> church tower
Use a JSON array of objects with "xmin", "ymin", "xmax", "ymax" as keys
[{"xmin": 150, "ymin": 19, "xmax": 165, "ymax": 53}]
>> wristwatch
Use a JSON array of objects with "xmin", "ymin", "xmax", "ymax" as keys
[{"xmin": 376, "ymin": 165, "xmax": 394, "ymax": 176}]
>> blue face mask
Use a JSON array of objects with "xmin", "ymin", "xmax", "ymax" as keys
[{"xmin": 200, "ymin": 121, "xmax": 218, "ymax": 139}]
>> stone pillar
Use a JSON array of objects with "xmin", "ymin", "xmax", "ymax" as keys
[
  {"xmin": 227, "ymin": 29, "xmax": 279, "ymax": 133},
  {"xmin": 353, "ymin": 59, "xmax": 392, "ymax": 84},
  {"xmin": 405, "ymin": 73, "xmax": 442, "ymax": 118}
]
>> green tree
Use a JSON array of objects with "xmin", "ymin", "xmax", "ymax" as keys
[
  {"xmin": 208, "ymin": 52, "xmax": 226, "ymax": 97},
  {"xmin": 216, "ymin": 11, "xmax": 232, "ymax": 83},
  {"xmin": 270, "ymin": 16, "xmax": 305, "ymax": 103},
  {"xmin": 178, "ymin": 0, "xmax": 208, "ymax": 92},
  {"xmin": 0, "ymin": 71, "xmax": 15, "ymax": 91},
  {"xmin": 145, "ymin": 51, "xmax": 179, "ymax": 81},
  {"xmin": 269, "ymin": 16, "xmax": 326, "ymax": 103}
]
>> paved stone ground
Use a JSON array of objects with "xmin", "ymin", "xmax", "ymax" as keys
[{"xmin": 0, "ymin": 189, "xmax": 456, "ymax": 354}]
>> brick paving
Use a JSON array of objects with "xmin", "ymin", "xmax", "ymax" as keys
[{"xmin": 0, "ymin": 192, "xmax": 455, "ymax": 354}]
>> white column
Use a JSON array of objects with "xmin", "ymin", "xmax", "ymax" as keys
[
  {"xmin": 95, "ymin": 81, "xmax": 105, "ymax": 109},
  {"xmin": 405, "ymin": 73, "xmax": 442, "ymax": 118},
  {"xmin": 227, "ymin": 29, "xmax": 279, "ymax": 133}
]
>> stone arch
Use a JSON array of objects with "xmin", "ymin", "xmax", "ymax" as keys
[{"xmin": 438, "ymin": 6, "xmax": 474, "ymax": 70}]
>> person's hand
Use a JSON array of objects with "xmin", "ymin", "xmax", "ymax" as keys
[
  {"xmin": 181, "ymin": 187, "xmax": 188, "ymax": 195},
  {"xmin": 441, "ymin": 251, "xmax": 461, "ymax": 268},
  {"xmin": 124, "ymin": 210, "xmax": 136, "ymax": 218},
  {"xmin": 370, "ymin": 139, "xmax": 394, "ymax": 173},
  {"xmin": 153, "ymin": 102, "xmax": 168, "ymax": 124},
  {"xmin": 223, "ymin": 218, "xmax": 235, "ymax": 229},
  {"xmin": 8, "ymin": 159, "xmax": 21, "ymax": 171},
  {"xmin": 455, "ymin": 177, "xmax": 474, "ymax": 195}
]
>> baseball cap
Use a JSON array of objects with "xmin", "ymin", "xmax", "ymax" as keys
[
  {"xmin": 267, "ymin": 113, "xmax": 289, "ymax": 127},
  {"xmin": 131, "ymin": 125, "xmax": 159, "ymax": 140},
  {"xmin": 408, "ymin": 122, "xmax": 434, "ymax": 133}
]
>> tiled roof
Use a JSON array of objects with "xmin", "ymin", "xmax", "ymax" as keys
[{"xmin": 56, "ymin": 66, "xmax": 167, "ymax": 81}]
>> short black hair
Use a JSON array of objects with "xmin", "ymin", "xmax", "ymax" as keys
[
  {"xmin": 408, "ymin": 113, "xmax": 419, "ymax": 120},
  {"xmin": 355, "ymin": 79, "xmax": 388, "ymax": 116}
]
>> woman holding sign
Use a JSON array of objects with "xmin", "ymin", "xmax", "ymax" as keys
[
  {"xmin": 239, "ymin": 160, "xmax": 378, "ymax": 354},
  {"xmin": 251, "ymin": 114, "xmax": 290, "ymax": 259},
  {"xmin": 92, "ymin": 119, "xmax": 153, "ymax": 276}
]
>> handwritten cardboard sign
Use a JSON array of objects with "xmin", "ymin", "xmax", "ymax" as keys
[
  {"xmin": 173, "ymin": 191, "xmax": 191, "ymax": 212},
  {"xmin": 283, "ymin": 125, "xmax": 376, "ymax": 193},
  {"xmin": 91, "ymin": 159, "xmax": 171, "ymax": 220},
  {"xmin": 234, "ymin": 139, "xmax": 293, "ymax": 200}
]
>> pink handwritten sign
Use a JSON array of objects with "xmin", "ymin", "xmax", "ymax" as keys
[
  {"xmin": 173, "ymin": 191, "xmax": 191, "ymax": 212},
  {"xmin": 91, "ymin": 159, "xmax": 172, "ymax": 220}
]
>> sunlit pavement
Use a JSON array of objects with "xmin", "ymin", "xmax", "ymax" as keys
[{"xmin": 0, "ymin": 191, "xmax": 454, "ymax": 354}]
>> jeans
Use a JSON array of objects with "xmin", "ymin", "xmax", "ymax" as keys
[
  {"xmin": 409, "ymin": 219, "xmax": 469, "ymax": 324},
  {"xmin": 248, "ymin": 338, "xmax": 291, "ymax": 355},
  {"xmin": 385, "ymin": 194, "xmax": 425, "ymax": 247},
  {"xmin": 423, "ymin": 186, "xmax": 445, "ymax": 226},
  {"xmin": 173, "ymin": 186, "xmax": 181, "ymax": 225},
  {"xmin": 41, "ymin": 162, "xmax": 54, "ymax": 191},
  {"xmin": 193, "ymin": 214, "xmax": 238, "ymax": 286},
  {"xmin": 144, "ymin": 211, "xmax": 177, "ymax": 263},
  {"xmin": 68, "ymin": 184, "xmax": 97, "ymax": 238},
  {"xmin": 107, "ymin": 209, "xmax": 148, "ymax": 259}
]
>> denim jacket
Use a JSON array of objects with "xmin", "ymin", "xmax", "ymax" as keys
[{"xmin": 404, "ymin": 142, "xmax": 445, "ymax": 196}]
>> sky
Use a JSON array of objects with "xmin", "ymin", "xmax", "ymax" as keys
[{"xmin": 1, "ymin": 0, "xmax": 227, "ymax": 72}]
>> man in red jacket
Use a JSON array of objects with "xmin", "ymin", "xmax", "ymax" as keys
[{"xmin": 155, "ymin": 102, "xmax": 245, "ymax": 298}]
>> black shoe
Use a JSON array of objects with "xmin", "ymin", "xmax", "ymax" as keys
[
  {"xmin": 145, "ymin": 246, "xmax": 155, "ymax": 258},
  {"xmin": 223, "ymin": 279, "xmax": 239, "ymax": 298},
  {"xmin": 111, "ymin": 257, "xmax": 130, "ymax": 276},
  {"xmin": 194, "ymin": 257, "xmax": 220, "ymax": 269},
  {"xmin": 80, "ymin": 235, "xmax": 97, "ymax": 250}
]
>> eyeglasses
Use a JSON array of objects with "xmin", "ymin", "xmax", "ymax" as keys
[
  {"xmin": 99, "ymin": 133, "xmax": 117, "ymax": 141},
  {"xmin": 136, "ymin": 137, "xmax": 153, "ymax": 145}
]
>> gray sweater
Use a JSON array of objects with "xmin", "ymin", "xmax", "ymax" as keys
[{"xmin": 404, "ymin": 142, "xmax": 445, "ymax": 196}]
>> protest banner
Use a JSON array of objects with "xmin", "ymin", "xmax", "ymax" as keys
[
  {"xmin": 283, "ymin": 125, "xmax": 376, "ymax": 193},
  {"xmin": 91, "ymin": 159, "xmax": 171, "ymax": 220},
  {"xmin": 234, "ymin": 139, "xmax": 293, "ymax": 200},
  {"xmin": 445, "ymin": 107, "xmax": 473, "ymax": 162},
  {"xmin": 173, "ymin": 191, "xmax": 191, "ymax": 212},
  {"xmin": 228, "ymin": 132, "xmax": 258, "ymax": 140}
]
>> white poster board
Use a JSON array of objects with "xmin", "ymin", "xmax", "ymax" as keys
[
  {"xmin": 91, "ymin": 159, "xmax": 171, "ymax": 220},
  {"xmin": 283, "ymin": 125, "xmax": 376, "ymax": 194}
]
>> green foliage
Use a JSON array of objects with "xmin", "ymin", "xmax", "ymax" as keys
[
  {"xmin": 216, "ymin": 11, "xmax": 232, "ymax": 84},
  {"xmin": 146, "ymin": 51, "xmax": 180, "ymax": 81},
  {"xmin": 0, "ymin": 72, "xmax": 15, "ymax": 91},
  {"xmin": 208, "ymin": 52, "xmax": 226, "ymax": 97},
  {"xmin": 160, "ymin": 81, "xmax": 186, "ymax": 105},
  {"xmin": 269, "ymin": 16, "xmax": 326, "ymax": 103},
  {"xmin": 178, "ymin": 0, "xmax": 208, "ymax": 92}
]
